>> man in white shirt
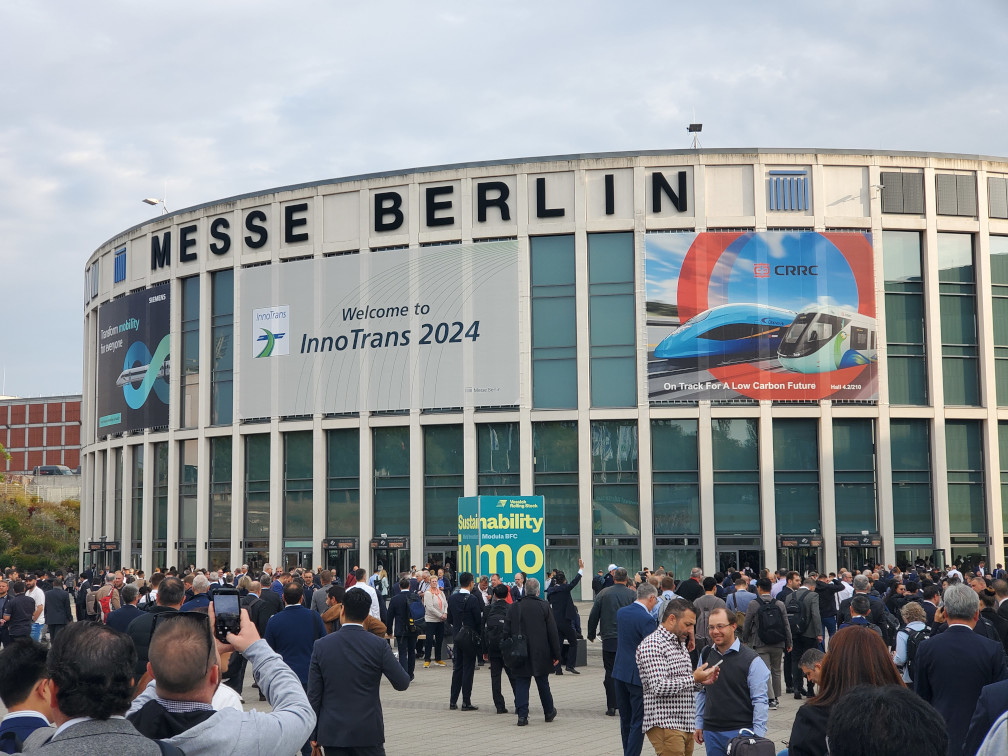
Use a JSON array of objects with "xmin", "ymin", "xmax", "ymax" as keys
[
  {"xmin": 346, "ymin": 568, "xmax": 381, "ymax": 619},
  {"xmin": 24, "ymin": 574, "xmax": 46, "ymax": 643}
]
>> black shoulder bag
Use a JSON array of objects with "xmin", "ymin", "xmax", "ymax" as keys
[{"xmin": 500, "ymin": 600, "xmax": 529, "ymax": 668}]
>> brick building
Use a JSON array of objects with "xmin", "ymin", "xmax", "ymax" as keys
[{"xmin": 0, "ymin": 395, "xmax": 82, "ymax": 474}]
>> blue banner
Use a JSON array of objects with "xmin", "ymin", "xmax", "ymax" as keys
[{"xmin": 457, "ymin": 495, "xmax": 546, "ymax": 588}]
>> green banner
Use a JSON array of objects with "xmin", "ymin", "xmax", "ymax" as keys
[{"xmin": 457, "ymin": 495, "xmax": 546, "ymax": 587}]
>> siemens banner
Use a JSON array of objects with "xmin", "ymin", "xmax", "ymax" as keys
[
  {"xmin": 457, "ymin": 495, "xmax": 546, "ymax": 588},
  {"xmin": 95, "ymin": 285, "xmax": 170, "ymax": 436},
  {"xmin": 645, "ymin": 231, "xmax": 877, "ymax": 402},
  {"xmin": 239, "ymin": 240, "xmax": 519, "ymax": 416}
]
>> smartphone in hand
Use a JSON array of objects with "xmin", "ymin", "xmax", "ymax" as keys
[{"xmin": 211, "ymin": 587, "xmax": 241, "ymax": 642}]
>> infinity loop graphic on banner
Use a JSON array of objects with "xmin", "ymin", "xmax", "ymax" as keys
[{"xmin": 122, "ymin": 335, "xmax": 170, "ymax": 409}]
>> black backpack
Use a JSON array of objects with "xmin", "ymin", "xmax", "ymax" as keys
[
  {"xmin": 879, "ymin": 610, "xmax": 900, "ymax": 648},
  {"xmin": 902, "ymin": 625, "xmax": 931, "ymax": 681},
  {"xmin": 786, "ymin": 590, "xmax": 810, "ymax": 635},
  {"xmin": 406, "ymin": 592, "xmax": 426, "ymax": 634},
  {"xmin": 755, "ymin": 597, "xmax": 788, "ymax": 645},
  {"xmin": 482, "ymin": 601, "xmax": 509, "ymax": 654}
]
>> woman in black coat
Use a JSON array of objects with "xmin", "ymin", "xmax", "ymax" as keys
[{"xmin": 504, "ymin": 578, "xmax": 561, "ymax": 725}]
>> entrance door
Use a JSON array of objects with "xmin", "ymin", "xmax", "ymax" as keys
[
  {"xmin": 839, "ymin": 547, "xmax": 879, "ymax": 572},
  {"xmin": 243, "ymin": 548, "xmax": 267, "ymax": 576},
  {"xmin": 374, "ymin": 548, "xmax": 409, "ymax": 579},
  {"xmin": 776, "ymin": 547, "xmax": 821, "ymax": 577},
  {"xmin": 282, "ymin": 550, "xmax": 313, "ymax": 572},
  {"xmin": 323, "ymin": 547, "xmax": 360, "ymax": 584},
  {"xmin": 177, "ymin": 542, "xmax": 197, "ymax": 572},
  {"xmin": 717, "ymin": 549, "xmax": 762, "ymax": 576}
]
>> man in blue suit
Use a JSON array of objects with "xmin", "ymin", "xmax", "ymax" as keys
[
  {"xmin": 0, "ymin": 638, "xmax": 52, "ymax": 753},
  {"xmin": 915, "ymin": 584, "xmax": 1008, "ymax": 756},
  {"xmin": 612, "ymin": 582, "xmax": 659, "ymax": 756},
  {"xmin": 308, "ymin": 588, "xmax": 410, "ymax": 755},
  {"xmin": 265, "ymin": 581, "xmax": 327, "ymax": 756},
  {"xmin": 963, "ymin": 678, "xmax": 1008, "ymax": 756}
]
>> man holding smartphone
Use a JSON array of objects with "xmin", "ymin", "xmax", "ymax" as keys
[{"xmin": 127, "ymin": 604, "xmax": 316, "ymax": 755}]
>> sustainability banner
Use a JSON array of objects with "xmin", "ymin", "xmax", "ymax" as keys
[
  {"xmin": 457, "ymin": 495, "xmax": 546, "ymax": 588},
  {"xmin": 239, "ymin": 241, "xmax": 519, "ymax": 417},
  {"xmin": 645, "ymin": 231, "xmax": 877, "ymax": 402},
  {"xmin": 96, "ymin": 285, "xmax": 170, "ymax": 436}
]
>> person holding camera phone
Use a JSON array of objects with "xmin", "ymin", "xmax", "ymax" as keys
[{"xmin": 127, "ymin": 603, "xmax": 316, "ymax": 755}]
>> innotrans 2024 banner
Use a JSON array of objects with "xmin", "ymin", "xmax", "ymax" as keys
[
  {"xmin": 96, "ymin": 285, "xmax": 170, "ymax": 436},
  {"xmin": 645, "ymin": 231, "xmax": 877, "ymax": 402},
  {"xmin": 239, "ymin": 240, "xmax": 519, "ymax": 417}
]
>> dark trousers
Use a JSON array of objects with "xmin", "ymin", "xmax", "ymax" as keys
[
  {"xmin": 792, "ymin": 635, "xmax": 817, "ymax": 693},
  {"xmin": 223, "ymin": 651, "xmax": 248, "ymax": 694},
  {"xmin": 614, "ymin": 679, "xmax": 644, "ymax": 756},
  {"xmin": 425, "ymin": 622, "xmax": 445, "ymax": 661},
  {"xmin": 513, "ymin": 673, "xmax": 555, "ymax": 719},
  {"xmin": 821, "ymin": 615, "xmax": 837, "ymax": 649},
  {"xmin": 602, "ymin": 649, "xmax": 618, "ymax": 711},
  {"xmin": 783, "ymin": 646, "xmax": 793, "ymax": 688},
  {"xmin": 489, "ymin": 655, "xmax": 514, "ymax": 711},
  {"xmin": 556, "ymin": 620, "xmax": 578, "ymax": 670},
  {"xmin": 325, "ymin": 747, "xmax": 386, "ymax": 756},
  {"xmin": 396, "ymin": 635, "xmax": 416, "ymax": 678},
  {"xmin": 47, "ymin": 624, "xmax": 66, "ymax": 640},
  {"xmin": 450, "ymin": 642, "xmax": 477, "ymax": 705}
]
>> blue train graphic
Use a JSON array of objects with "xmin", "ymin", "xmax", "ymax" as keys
[
  {"xmin": 654, "ymin": 303, "xmax": 797, "ymax": 363},
  {"xmin": 776, "ymin": 305, "xmax": 877, "ymax": 374}
]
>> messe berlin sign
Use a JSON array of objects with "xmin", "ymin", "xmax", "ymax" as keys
[{"xmin": 457, "ymin": 496, "xmax": 546, "ymax": 588}]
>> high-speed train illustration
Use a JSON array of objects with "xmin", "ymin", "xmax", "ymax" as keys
[
  {"xmin": 653, "ymin": 303, "xmax": 797, "ymax": 363},
  {"xmin": 116, "ymin": 359, "xmax": 170, "ymax": 387},
  {"xmin": 776, "ymin": 305, "xmax": 876, "ymax": 374}
]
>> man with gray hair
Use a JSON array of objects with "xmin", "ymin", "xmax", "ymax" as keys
[
  {"xmin": 914, "ymin": 583, "xmax": 1008, "ymax": 756},
  {"xmin": 505, "ymin": 577, "xmax": 561, "ymax": 726},
  {"xmin": 676, "ymin": 568, "xmax": 705, "ymax": 603},
  {"xmin": 613, "ymin": 582, "xmax": 659, "ymax": 756},
  {"xmin": 181, "ymin": 574, "xmax": 211, "ymax": 612},
  {"xmin": 106, "ymin": 582, "xmax": 143, "ymax": 634}
]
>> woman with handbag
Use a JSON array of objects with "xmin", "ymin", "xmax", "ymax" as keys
[{"xmin": 423, "ymin": 574, "xmax": 448, "ymax": 668}]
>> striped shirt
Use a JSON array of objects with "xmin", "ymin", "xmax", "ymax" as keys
[{"xmin": 636, "ymin": 624, "xmax": 700, "ymax": 733}]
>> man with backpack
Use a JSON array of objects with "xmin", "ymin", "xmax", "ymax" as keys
[
  {"xmin": 387, "ymin": 577, "xmax": 418, "ymax": 680},
  {"xmin": 786, "ymin": 577, "xmax": 822, "ymax": 700},
  {"xmin": 483, "ymin": 583, "xmax": 515, "ymax": 714},
  {"xmin": 87, "ymin": 572, "xmax": 121, "ymax": 622},
  {"xmin": 742, "ymin": 577, "xmax": 791, "ymax": 711}
]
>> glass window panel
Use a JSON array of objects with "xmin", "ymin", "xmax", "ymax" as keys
[
  {"xmin": 712, "ymin": 419, "xmax": 759, "ymax": 471},
  {"xmin": 284, "ymin": 432, "xmax": 313, "ymax": 540},
  {"xmin": 652, "ymin": 420, "xmax": 699, "ymax": 535},
  {"xmin": 326, "ymin": 429, "xmax": 360, "ymax": 536},
  {"xmin": 991, "ymin": 236, "xmax": 1008, "ymax": 284},
  {"xmin": 533, "ymin": 421, "xmax": 579, "ymax": 536},
  {"xmin": 939, "ymin": 295, "xmax": 978, "ymax": 346},
  {"xmin": 244, "ymin": 435, "xmax": 270, "ymax": 541},
  {"xmin": 424, "ymin": 425, "xmax": 463, "ymax": 537},
  {"xmin": 531, "ymin": 298, "xmax": 577, "ymax": 348},
  {"xmin": 532, "ymin": 235, "xmax": 577, "ymax": 410},
  {"xmin": 714, "ymin": 484, "xmax": 761, "ymax": 534},
  {"xmin": 477, "ymin": 423, "xmax": 520, "ymax": 495},
  {"xmin": 882, "ymin": 231, "xmax": 923, "ymax": 286},
  {"xmin": 937, "ymin": 233, "xmax": 975, "ymax": 282},
  {"xmin": 890, "ymin": 419, "xmax": 932, "ymax": 536},
  {"xmin": 212, "ymin": 269, "xmax": 234, "ymax": 316},
  {"xmin": 373, "ymin": 427, "xmax": 409, "ymax": 537},
  {"xmin": 833, "ymin": 419, "xmax": 877, "ymax": 533},
  {"xmin": 884, "ymin": 294, "xmax": 925, "ymax": 344},
  {"xmin": 530, "ymin": 235, "xmax": 576, "ymax": 285},
  {"xmin": 210, "ymin": 436, "xmax": 232, "ymax": 541},
  {"xmin": 591, "ymin": 421, "xmax": 639, "ymax": 535},
  {"xmin": 532, "ymin": 358, "xmax": 578, "ymax": 409},
  {"xmin": 153, "ymin": 442, "xmax": 168, "ymax": 541},
  {"xmin": 590, "ymin": 357, "xmax": 636, "ymax": 408},
  {"xmin": 588, "ymin": 232, "xmax": 635, "ymax": 283},
  {"xmin": 887, "ymin": 356, "xmax": 928, "ymax": 406},
  {"xmin": 943, "ymin": 358, "xmax": 980, "ymax": 406},
  {"xmin": 131, "ymin": 446, "xmax": 144, "ymax": 543},
  {"xmin": 179, "ymin": 439, "xmax": 198, "ymax": 541}
]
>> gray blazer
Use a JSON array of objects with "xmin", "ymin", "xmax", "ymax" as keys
[{"xmin": 21, "ymin": 717, "xmax": 162, "ymax": 755}]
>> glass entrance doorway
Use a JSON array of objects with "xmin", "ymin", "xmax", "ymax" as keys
[
  {"xmin": 425, "ymin": 538, "xmax": 457, "ymax": 577},
  {"xmin": 177, "ymin": 542, "xmax": 196, "ymax": 572},
  {"xmin": 283, "ymin": 549, "xmax": 313, "ymax": 572},
  {"xmin": 370, "ymin": 538, "xmax": 409, "ymax": 580},
  {"xmin": 838, "ymin": 547, "xmax": 879, "ymax": 572},
  {"xmin": 776, "ymin": 547, "xmax": 822, "ymax": 577},
  {"xmin": 717, "ymin": 549, "xmax": 762, "ymax": 576},
  {"xmin": 894, "ymin": 546, "xmax": 943, "ymax": 572},
  {"xmin": 322, "ymin": 539, "xmax": 359, "ymax": 584}
]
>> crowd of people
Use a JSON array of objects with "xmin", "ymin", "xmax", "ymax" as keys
[{"xmin": 0, "ymin": 558, "xmax": 1006, "ymax": 755}]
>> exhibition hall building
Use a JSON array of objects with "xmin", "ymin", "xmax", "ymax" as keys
[{"xmin": 79, "ymin": 148, "xmax": 1008, "ymax": 591}]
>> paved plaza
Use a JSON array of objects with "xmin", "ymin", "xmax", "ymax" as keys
[{"xmin": 243, "ymin": 601, "xmax": 801, "ymax": 756}]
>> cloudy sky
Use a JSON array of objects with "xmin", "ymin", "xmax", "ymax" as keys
[{"xmin": 1, "ymin": 1, "xmax": 1006, "ymax": 397}]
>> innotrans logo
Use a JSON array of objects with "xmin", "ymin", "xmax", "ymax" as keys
[{"xmin": 253, "ymin": 306, "xmax": 290, "ymax": 358}]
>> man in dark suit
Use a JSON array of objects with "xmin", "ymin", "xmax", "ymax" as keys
[
  {"xmin": 126, "ymin": 577, "xmax": 186, "ymax": 686},
  {"xmin": 43, "ymin": 577, "xmax": 73, "ymax": 639},
  {"xmin": 386, "ymin": 578, "xmax": 416, "ymax": 679},
  {"xmin": 914, "ymin": 584, "xmax": 1008, "ymax": 756},
  {"xmin": 19, "ymin": 622, "xmax": 163, "ymax": 755},
  {"xmin": 612, "ymin": 582, "xmax": 659, "ymax": 756},
  {"xmin": 964, "ymin": 679, "xmax": 1008, "ymax": 756},
  {"xmin": 447, "ymin": 572, "xmax": 483, "ymax": 711},
  {"xmin": 505, "ymin": 577, "xmax": 561, "ymax": 726},
  {"xmin": 994, "ymin": 579, "xmax": 1008, "ymax": 623},
  {"xmin": 0, "ymin": 579, "xmax": 10, "ymax": 646},
  {"xmin": 546, "ymin": 558, "xmax": 584, "ymax": 675},
  {"xmin": 588, "ymin": 567, "xmax": 636, "ymax": 716},
  {"xmin": 676, "ymin": 568, "xmax": 705, "ymax": 603},
  {"xmin": 837, "ymin": 574, "xmax": 887, "ymax": 626},
  {"xmin": 0, "ymin": 639, "xmax": 52, "ymax": 753},
  {"xmin": 510, "ymin": 572, "xmax": 528, "ymax": 602},
  {"xmin": 308, "ymin": 588, "xmax": 410, "ymax": 754},
  {"xmin": 250, "ymin": 573, "xmax": 283, "ymax": 636},
  {"xmin": 105, "ymin": 583, "xmax": 143, "ymax": 635}
]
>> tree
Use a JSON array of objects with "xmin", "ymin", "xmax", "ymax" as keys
[{"xmin": 0, "ymin": 441, "xmax": 9, "ymax": 482}]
